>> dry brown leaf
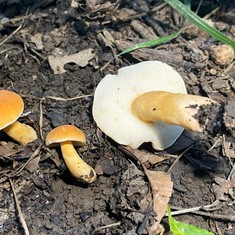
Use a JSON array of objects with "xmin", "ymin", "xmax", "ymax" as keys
[
  {"xmin": 144, "ymin": 169, "xmax": 173, "ymax": 235},
  {"xmin": 30, "ymin": 33, "xmax": 43, "ymax": 50},
  {"xmin": 48, "ymin": 49, "xmax": 95, "ymax": 74},
  {"xmin": 0, "ymin": 141, "xmax": 23, "ymax": 158},
  {"xmin": 25, "ymin": 155, "xmax": 40, "ymax": 173},
  {"xmin": 213, "ymin": 176, "xmax": 235, "ymax": 201},
  {"xmin": 123, "ymin": 146, "xmax": 166, "ymax": 168}
]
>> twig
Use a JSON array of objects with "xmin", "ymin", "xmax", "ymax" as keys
[
  {"xmin": 95, "ymin": 222, "xmax": 121, "ymax": 231},
  {"xmin": 44, "ymin": 94, "xmax": 92, "ymax": 101},
  {"xmin": 0, "ymin": 24, "xmax": 23, "ymax": 47},
  {"xmin": 39, "ymin": 98, "xmax": 45, "ymax": 140},
  {"xmin": 167, "ymin": 205, "xmax": 235, "ymax": 221},
  {"xmin": 167, "ymin": 200, "xmax": 221, "ymax": 216},
  {"xmin": 167, "ymin": 144, "xmax": 194, "ymax": 173},
  {"xmin": 2, "ymin": 14, "xmax": 32, "ymax": 24},
  {"xmin": 14, "ymin": 144, "xmax": 43, "ymax": 176},
  {"xmin": 0, "ymin": 47, "xmax": 23, "ymax": 55},
  {"xmin": 208, "ymin": 137, "xmax": 221, "ymax": 152},
  {"xmin": 9, "ymin": 178, "xmax": 30, "ymax": 235},
  {"xmin": 227, "ymin": 162, "xmax": 235, "ymax": 181}
]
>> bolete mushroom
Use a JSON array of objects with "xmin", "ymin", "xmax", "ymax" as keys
[
  {"xmin": 92, "ymin": 61, "xmax": 219, "ymax": 150},
  {"xmin": 0, "ymin": 90, "xmax": 37, "ymax": 146},
  {"xmin": 46, "ymin": 125, "xmax": 96, "ymax": 183}
]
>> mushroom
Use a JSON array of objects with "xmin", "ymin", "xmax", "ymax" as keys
[
  {"xmin": 0, "ymin": 90, "xmax": 37, "ymax": 146},
  {"xmin": 92, "ymin": 61, "xmax": 218, "ymax": 150},
  {"xmin": 46, "ymin": 125, "xmax": 96, "ymax": 183}
]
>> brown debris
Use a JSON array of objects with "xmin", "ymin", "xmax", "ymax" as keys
[
  {"xmin": 130, "ymin": 20, "xmax": 158, "ymax": 40},
  {"xmin": 145, "ymin": 170, "xmax": 173, "ymax": 235},
  {"xmin": 195, "ymin": 102, "xmax": 223, "ymax": 136},
  {"xmin": 0, "ymin": 141, "xmax": 23, "ymax": 159},
  {"xmin": 224, "ymin": 99, "xmax": 235, "ymax": 137},
  {"xmin": 121, "ymin": 146, "xmax": 167, "ymax": 169}
]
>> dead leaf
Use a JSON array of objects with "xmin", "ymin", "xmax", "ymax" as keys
[
  {"xmin": 0, "ymin": 141, "xmax": 23, "ymax": 158},
  {"xmin": 25, "ymin": 155, "xmax": 40, "ymax": 173},
  {"xmin": 122, "ymin": 146, "xmax": 166, "ymax": 168},
  {"xmin": 30, "ymin": 33, "xmax": 43, "ymax": 50},
  {"xmin": 48, "ymin": 49, "xmax": 95, "ymax": 74},
  {"xmin": 144, "ymin": 169, "xmax": 173, "ymax": 235},
  {"xmin": 213, "ymin": 176, "xmax": 235, "ymax": 201}
]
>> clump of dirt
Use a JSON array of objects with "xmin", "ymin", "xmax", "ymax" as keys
[{"xmin": 196, "ymin": 102, "xmax": 223, "ymax": 136}]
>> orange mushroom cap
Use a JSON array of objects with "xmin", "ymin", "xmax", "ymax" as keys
[
  {"xmin": 0, "ymin": 90, "xmax": 24, "ymax": 129},
  {"xmin": 46, "ymin": 124, "xmax": 86, "ymax": 147}
]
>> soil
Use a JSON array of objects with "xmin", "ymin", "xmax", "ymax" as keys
[{"xmin": 0, "ymin": 0, "xmax": 235, "ymax": 235}]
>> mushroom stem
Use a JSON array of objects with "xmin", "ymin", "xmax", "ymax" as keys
[
  {"xmin": 60, "ymin": 141, "xmax": 96, "ymax": 183},
  {"xmin": 131, "ymin": 91, "xmax": 218, "ymax": 132},
  {"xmin": 3, "ymin": 121, "xmax": 37, "ymax": 146}
]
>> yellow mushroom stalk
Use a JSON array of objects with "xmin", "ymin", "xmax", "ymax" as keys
[
  {"xmin": 3, "ymin": 121, "xmax": 37, "ymax": 146},
  {"xmin": 131, "ymin": 91, "xmax": 218, "ymax": 132},
  {"xmin": 60, "ymin": 141, "xmax": 96, "ymax": 183}
]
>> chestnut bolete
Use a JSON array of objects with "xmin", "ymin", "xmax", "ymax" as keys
[
  {"xmin": 92, "ymin": 61, "xmax": 217, "ymax": 150},
  {"xmin": 46, "ymin": 125, "xmax": 96, "ymax": 183}
]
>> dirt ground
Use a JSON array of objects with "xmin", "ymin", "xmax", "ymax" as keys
[{"xmin": 0, "ymin": 0, "xmax": 235, "ymax": 234}]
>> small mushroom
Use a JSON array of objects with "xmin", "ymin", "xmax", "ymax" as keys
[
  {"xmin": 46, "ymin": 125, "xmax": 96, "ymax": 183},
  {"xmin": 92, "ymin": 61, "xmax": 218, "ymax": 150},
  {"xmin": 0, "ymin": 90, "xmax": 37, "ymax": 146}
]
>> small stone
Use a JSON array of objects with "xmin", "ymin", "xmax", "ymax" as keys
[
  {"xmin": 210, "ymin": 68, "xmax": 217, "ymax": 75},
  {"xmin": 79, "ymin": 211, "xmax": 92, "ymax": 222}
]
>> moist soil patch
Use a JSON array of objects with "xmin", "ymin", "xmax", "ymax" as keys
[{"xmin": 0, "ymin": 1, "xmax": 235, "ymax": 235}]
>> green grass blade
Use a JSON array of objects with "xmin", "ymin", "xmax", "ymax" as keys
[
  {"xmin": 117, "ymin": 30, "xmax": 182, "ymax": 56},
  {"xmin": 164, "ymin": 0, "xmax": 235, "ymax": 48}
]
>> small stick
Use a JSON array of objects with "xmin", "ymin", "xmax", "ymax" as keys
[
  {"xmin": 166, "ymin": 205, "xmax": 235, "ymax": 221},
  {"xmin": 44, "ymin": 94, "xmax": 92, "ymax": 101},
  {"xmin": 39, "ymin": 98, "xmax": 45, "ymax": 140},
  {"xmin": 9, "ymin": 178, "xmax": 30, "ymax": 235},
  {"xmin": 95, "ymin": 222, "xmax": 121, "ymax": 231},
  {"xmin": 0, "ymin": 24, "xmax": 23, "ymax": 47},
  {"xmin": 167, "ymin": 144, "xmax": 194, "ymax": 173}
]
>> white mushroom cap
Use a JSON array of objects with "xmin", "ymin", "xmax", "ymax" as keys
[{"xmin": 92, "ymin": 61, "xmax": 187, "ymax": 150}]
